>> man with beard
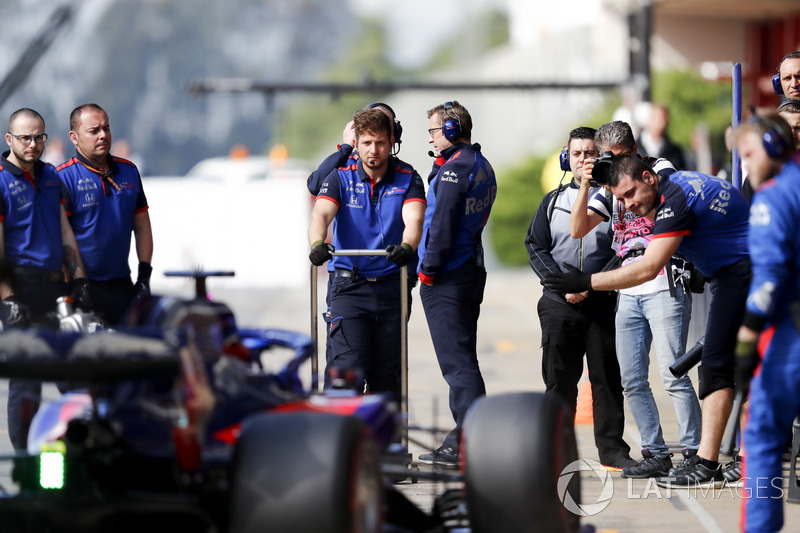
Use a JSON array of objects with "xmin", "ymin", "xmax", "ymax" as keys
[
  {"xmin": 545, "ymin": 155, "xmax": 751, "ymax": 488},
  {"xmin": 307, "ymin": 107, "xmax": 425, "ymax": 401}
]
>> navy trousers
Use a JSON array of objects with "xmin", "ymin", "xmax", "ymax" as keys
[
  {"xmin": 420, "ymin": 262, "xmax": 487, "ymax": 450},
  {"xmin": 327, "ymin": 276, "xmax": 410, "ymax": 402}
]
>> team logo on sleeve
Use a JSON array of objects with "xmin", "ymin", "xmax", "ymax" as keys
[
  {"xmin": 655, "ymin": 206, "xmax": 674, "ymax": 221},
  {"xmin": 440, "ymin": 170, "xmax": 459, "ymax": 183},
  {"xmin": 749, "ymin": 202, "xmax": 771, "ymax": 226}
]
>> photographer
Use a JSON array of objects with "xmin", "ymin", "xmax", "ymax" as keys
[
  {"xmin": 570, "ymin": 121, "xmax": 703, "ymax": 480},
  {"xmin": 545, "ymin": 154, "xmax": 751, "ymax": 489},
  {"xmin": 526, "ymin": 126, "xmax": 634, "ymax": 471}
]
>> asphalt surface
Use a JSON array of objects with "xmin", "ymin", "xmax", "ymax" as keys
[{"xmin": 1, "ymin": 268, "xmax": 799, "ymax": 531}]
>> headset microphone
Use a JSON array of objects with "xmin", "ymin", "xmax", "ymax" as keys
[{"xmin": 428, "ymin": 150, "xmax": 436, "ymax": 158}]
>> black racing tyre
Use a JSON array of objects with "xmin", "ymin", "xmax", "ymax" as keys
[
  {"xmin": 463, "ymin": 392, "xmax": 580, "ymax": 533},
  {"xmin": 228, "ymin": 412, "xmax": 383, "ymax": 533}
]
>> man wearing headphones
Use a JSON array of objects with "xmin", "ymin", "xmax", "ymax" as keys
[
  {"xmin": 733, "ymin": 113, "xmax": 799, "ymax": 532},
  {"xmin": 306, "ymin": 103, "xmax": 408, "ymax": 387},
  {"xmin": 307, "ymin": 108, "xmax": 425, "ymax": 401},
  {"xmin": 777, "ymin": 99, "xmax": 800, "ymax": 149},
  {"xmin": 526, "ymin": 126, "xmax": 634, "ymax": 471},
  {"xmin": 774, "ymin": 51, "xmax": 800, "ymax": 101},
  {"xmin": 417, "ymin": 101, "xmax": 496, "ymax": 467},
  {"xmin": 544, "ymin": 154, "xmax": 751, "ymax": 488},
  {"xmin": 306, "ymin": 102, "xmax": 403, "ymax": 196},
  {"xmin": 570, "ymin": 121, "xmax": 702, "ymax": 479}
]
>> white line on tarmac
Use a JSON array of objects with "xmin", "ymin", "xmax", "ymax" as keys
[
  {"xmin": 675, "ymin": 491, "xmax": 725, "ymax": 533},
  {"xmin": 625, "ymin": 427, "xmax": 724, "ymax": 533}
]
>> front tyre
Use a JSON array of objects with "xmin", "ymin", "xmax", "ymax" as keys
[
  {"xmin": 463, "ymin": 392, "xmax": 580, "ymax": 533},
  {"xmin": 229, "ymin": 412, "xmax": 382, "ymax": 533}
]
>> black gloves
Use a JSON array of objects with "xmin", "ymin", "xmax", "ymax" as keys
[
  {"xmin": 309, "ymin": 240, "xmax": 335, "ymax": 266},
  {"xmin": 542, "ymin": 263, "xmax": 592, "ymax": 294},
  {"xmin": 70, "ymin": 277, "xmax": 93, "ymax": 311},
  {"xmin": 386, "ymin": 243, "xmax": 414, "ymax": 267},
  {"xmin": 734, "ymin": 338, "xmax": 759, "ymax": 396},
  {"xmin": 135, "ymin": 261, "xmax": 153, "ymax": 297},
  {"xmin": 0, "ymin": 296, "xmax": 31, "ymax": 329}
]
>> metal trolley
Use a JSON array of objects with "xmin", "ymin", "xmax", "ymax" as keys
[{"xmin": 310, "ymin": 249, "xmax": 410, "ymax": 448}]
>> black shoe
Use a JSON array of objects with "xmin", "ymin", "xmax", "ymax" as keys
[
  {"xmin": 655, "ymin": 454, "xmax": 723, "ymax": 488},
  {"xmin": 669, "ymin": 448, "xmax": 697, "ymax": 474},
  {"xmin": 418, "ymin": 445, "xmax": 459, "ymax": 468},
  {"xmin": 622, "ymin": 450, "xmax": 673, "ymax": 479},
  {"xmin": 601, "ymin": 455, "xmax": 637, "ymax": 472},
  {"xmin": 722, "ymin": 457, "xmax": 742, "ymax": 485}
]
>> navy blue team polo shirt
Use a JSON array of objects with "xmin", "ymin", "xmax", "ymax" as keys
[
  {"xmin": 58, "ymin": 153, "xmax": 148, "ymax": 280},
  {"xmin": 0, "ymin": 152, "xmax": 64, "ymax": 272},
  {"xmin": 652, "ymin": 171, "xmax": 749, "ymax": 278},
  {"xmin": 317, "ymin": 158, "xmax": 425, "ymax": 278}
]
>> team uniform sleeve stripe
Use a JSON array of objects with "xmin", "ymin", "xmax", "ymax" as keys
[
  {"xmin": 587, "ymin": 205, "xmax": 609, "ymax": 220},
  {"xmin": 134, "ymin": 206, "xmax": 149, "ymax": 214},
  {"xmin": 403, "ymin": 197, "xmax": 427, "ymax": 205},
  {"xmin": 316, "ymin": 195, "xmax": 340, "ymax": 207},
  {"xmin": 653, "ymin": 230, "xmax": 690, "ymax": 239}
]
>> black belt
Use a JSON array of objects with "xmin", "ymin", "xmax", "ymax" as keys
[
  {"xmin": 333, "ymin": 269, "xmax": 401, "ymax": 283},
  {"xmin": 11, "ymin": 266, "xmax": 64, "ymax": 284},
  {"xmin": 89, "ymin": 277, "xmax": 132, "ymax": 288}
]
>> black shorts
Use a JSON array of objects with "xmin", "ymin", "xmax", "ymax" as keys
[{"xmin": 698, "ymin": 257, "xmax": 751, "ymax": 398}]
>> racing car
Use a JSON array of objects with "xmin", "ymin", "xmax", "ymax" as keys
[{"xmin": 0, "ymin": 272, "xmax": 581, "ymax": 532}]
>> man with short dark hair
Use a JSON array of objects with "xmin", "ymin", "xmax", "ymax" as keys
[
  {"xmin": 545, "ymin": 155, "xmax": 751, "ymax": 487},
  {"xmin": 417, "ymin": 101, "xmax": 496, "ymax": 467},
  {"xmin": 571, "ymin": 120, "xmax": 701, "ymax": 479},
  {"xmin": 307, "ymin": 108, "xmax": 425, "ymax": 401},
  {"xmin": 0, "ymin": 107, "xmax": 89, "ymax": 449},
  {"xmin": 58, "ymin": 104, "xmax": 153, "ymax": 325},
  {"xmin": 775, "ymin": 51, "xmax": 800, "ymax": 100},
  {"xmin": 526, "ymin": 126, "xmax": 634, "ymax": 471},
  {"xmin": 777, "ymin": 98, "xmax": 800, "ymax": 149}
]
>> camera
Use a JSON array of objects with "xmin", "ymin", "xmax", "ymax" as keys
[{"xmin": 590, "ymin": 151, "xmax": 616, "ymax": 186}]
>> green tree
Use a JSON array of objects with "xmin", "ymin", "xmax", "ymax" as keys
[
  {"xmin": 488, "ymin": 155, "xmax": 547, "ymax": 267},
  {"xmin": 650, "ymin": 70, "xmax": 732, "ymax": 162}
]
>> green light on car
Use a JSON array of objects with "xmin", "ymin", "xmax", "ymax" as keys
[{"xmin": 39, "ymin": 443, "xmax": 66, "ymax": 490}]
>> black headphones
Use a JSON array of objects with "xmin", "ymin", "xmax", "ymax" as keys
[
  {"xmin": 442, "ymin": 101, "xmax": 462, "ymax": 141},
  {"xmin": 750, "ymin": 110, "xmax": 793, "ymax": 159},
  {"xmin": 366, "ymin": 102, "xmax": 403, "ymax": 144}
]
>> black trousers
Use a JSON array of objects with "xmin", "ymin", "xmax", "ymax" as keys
[
  {"xmin": 87, "ymin": 278, "xmax": 136, "ymax": 326},
  {"xmin": 537, "ymin": 292, "xmax": 631, "ymax": 464}
]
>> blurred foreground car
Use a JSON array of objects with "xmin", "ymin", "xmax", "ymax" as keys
[{"xmin": 0, "ymin": 273, "xmax": 581, "ymax": 533}]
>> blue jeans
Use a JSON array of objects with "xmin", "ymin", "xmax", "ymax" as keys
[{"xmin": 615, "ymin": 285, "xmax": 701, "ymax": 456}]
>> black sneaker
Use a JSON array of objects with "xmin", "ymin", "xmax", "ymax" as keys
[
  {"xmin": 722, "ymin": 457, "xmax": 742, "ymax": 485},
  {"xmin": 601, "ymin": 456, "xmax": 637, "ymax": 472},
  {"xmin": 670, "ymin": 448, "xmax": 697, "ymax": 475},
  {"xmin": 418, "ymin": 445, "xmax": 459, "ymax": 468},
  {"xmin": 655, "ymin": 454, "xmax": 724, "ymax": 488},
  {"xmin": 622, "ymin": 450, "xmax": 673, "ymax": 479}
]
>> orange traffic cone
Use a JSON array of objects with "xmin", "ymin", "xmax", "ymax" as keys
[{"xmin": 574, "ymin": 373, "xmax": 594, "ymax": 425}]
